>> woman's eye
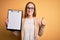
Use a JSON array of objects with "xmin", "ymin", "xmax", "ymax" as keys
[{"xmin": 27, "ymin": 7, "xmax": 30, "ymax": 9}]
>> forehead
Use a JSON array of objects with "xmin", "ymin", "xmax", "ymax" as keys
[{"xmin": 27, "ymin": 3, "xmax": 34, "ymax": 7}]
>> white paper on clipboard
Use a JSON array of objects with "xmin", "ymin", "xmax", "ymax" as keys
[{"xmin": 7, "ymin": 10, "xmax": 22, "ymax": 30}]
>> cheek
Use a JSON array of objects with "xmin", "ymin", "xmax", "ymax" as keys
[
  {"xmin": 31, "ymin": 10, "xmax": 34, "ymax": 13},
  {"xmin": 31, "ymin": 10, "xmax": 34, "ymax": 15}
]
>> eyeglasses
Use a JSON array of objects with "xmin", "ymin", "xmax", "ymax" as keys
[{"xmin": 27, "ymin": 7, "xmax": 34, "ymax": 10}]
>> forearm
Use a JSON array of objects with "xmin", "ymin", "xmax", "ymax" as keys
[
  {"xmin": 38, "ymin": 25, "xmax": 45, "ymax": 36},
  {"xmin": 21, "ymin": 31, "xmax": 24, "ymax": 40}
]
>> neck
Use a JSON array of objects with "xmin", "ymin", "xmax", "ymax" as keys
[{"xmin": 27, "ymin": 15, "xmax": 33, "ymax": 19}]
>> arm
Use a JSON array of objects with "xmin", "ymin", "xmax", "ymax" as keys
[
  {"xmin": 21, "ymin": 18, "xmax": 25, "ymax": 40},
  {"xmin": 38, "ymin": 17, "xmax": 45, "ymax": 36},
  {"xmin": 21, "ymin": 26, "xmax": 24, "ymax": 40}
]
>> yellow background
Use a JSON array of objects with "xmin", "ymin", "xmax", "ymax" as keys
[{"xmin": 0, "ymin": 0, "xmax": 60, "ymax": 40}]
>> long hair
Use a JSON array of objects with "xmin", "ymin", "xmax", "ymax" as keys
[{"xmin": 24, "ymin": 2, "xmax": 36, "ymax": 18}]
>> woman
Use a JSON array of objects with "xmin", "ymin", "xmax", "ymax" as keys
[
  {"xmin": 5, "ymin": 2, "xmax": 45, "ymax": 40},
  {"xmin": 21, "ymin": 2, "xmax": 45, "ymax": 40}
]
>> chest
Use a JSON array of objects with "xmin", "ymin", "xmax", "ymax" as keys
[
  {"xmin": 22, "ymin": 18, "xmax": 39, "ymax": 32},
  {"xmin": 23, "ymin": 18, "xmax": 34, "ymax": 32}
]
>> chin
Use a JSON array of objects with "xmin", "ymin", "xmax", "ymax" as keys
[
  {"xmin": 28, "ymin": 14, "xmax": 32, "ymax": 16},
  {"xmin": 28, "ymin": 13, "xmax": 33, "ymax": 15}
]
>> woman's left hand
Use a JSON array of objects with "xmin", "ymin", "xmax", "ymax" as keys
[{"xmin": 38, "ymin": 17, "xmax": 46, "ymax": 36}]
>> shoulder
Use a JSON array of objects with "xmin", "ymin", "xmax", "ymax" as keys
[
  {"xmin": 34, "ymin": 17, "xmax": 41, "ymax": 22},
  {"xmin": 22, "ymin": 18, "xmax": 25, "ymax": 20},
  {"xmin": 22, "ymin": 18, "xmax": 25, "ymax": 25},
  {"xmin": 22, "ymin": 18, "xmax": 26, "ymax": 21},
  {"xmin": 34, "ymin": 17, "xmax": 41, "ymax": 26}
]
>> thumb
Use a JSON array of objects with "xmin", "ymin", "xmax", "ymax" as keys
[{"xmin": 41, "ymin": 17, "xmax": 44, "ymax": 21}]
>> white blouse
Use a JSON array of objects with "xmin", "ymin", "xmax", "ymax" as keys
[{"xmin": 23, "ymin": 18, "xmax": 34, "ymax": 40}]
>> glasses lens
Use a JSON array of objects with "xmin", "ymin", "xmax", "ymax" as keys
[{"xmin": 27, "ymin": 7, "xmax": 34, "ymax": 9}]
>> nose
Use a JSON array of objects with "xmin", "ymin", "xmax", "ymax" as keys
[{"xmin": 28, "ymin": 9, "xmax": 31, "ymax": 12}]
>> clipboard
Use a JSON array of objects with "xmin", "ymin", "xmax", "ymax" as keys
[{"xmin": 7, "ymin": 9, "xmax": 22, "ymax": 31}]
